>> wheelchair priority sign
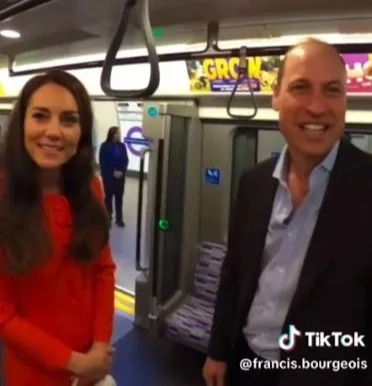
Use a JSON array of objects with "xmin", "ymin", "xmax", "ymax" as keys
[
  {"xmin": 205, "ymin": 168, "xmax": 221, "ymax": 185},
  {"xmin": 124, "ymin": 126, "xmax": 150, "ymax": 157}
]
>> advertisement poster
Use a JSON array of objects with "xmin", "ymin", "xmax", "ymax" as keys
[
  {"xmin": 343, "ymin": 53, "xmax": 372, "ymax": 93},
  {"xmin": 186, "ymin": 53, "xmax": 372, "ymax": 95},
  {"xmin": 186, "ymin": 56, "xmax": 280, "ymax": 93}
]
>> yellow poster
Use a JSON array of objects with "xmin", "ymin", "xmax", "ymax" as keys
[
  {"xmin": 0, "ymin": 83, "xmax": 6, "ymax": 97},
  {"xmin": 186, "ymin": 56, "xmax": 280, "ymax": 93}
]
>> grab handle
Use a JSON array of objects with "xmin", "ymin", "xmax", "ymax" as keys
[
  {"xmin": 100, "ymin": 0, "xmax": 160, "ymax": 98},
  {"xmin": 227, "ymin": 46, "xmax": 258, "ymax": 119}
]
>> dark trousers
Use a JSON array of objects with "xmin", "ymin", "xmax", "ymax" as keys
[
  {"xmin": 228, "ymin": 335, "xmax": 280, "ymax": 386},
  {"xmin": 102, "ymin": 177, "xmax": 125, "ymax": 221}
]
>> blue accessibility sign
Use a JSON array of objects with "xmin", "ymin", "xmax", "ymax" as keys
[
  {"xmin": 205, "ymin": 168, "xmax": 221, "ymax": 185},
  {"xmin": 124, "ymin": 126, "xmax": 150, "ymax": 157}
]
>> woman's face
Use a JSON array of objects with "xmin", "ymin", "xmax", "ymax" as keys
[
  {"xmin": 24, "ymin": 82, "xmax": 82, "ymax": 170},
  {"xmin": 113, "ymin": 129, "xmax": 120, "ymax": 142}
]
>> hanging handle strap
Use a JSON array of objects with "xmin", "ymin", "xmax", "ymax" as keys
[
  {"xmin": 226, "ymin": 46, "xmax": 258, "ymax": 119},
  {"xmin": 100, "ymin": 0, "xmax": 160, "ymax": 98}
]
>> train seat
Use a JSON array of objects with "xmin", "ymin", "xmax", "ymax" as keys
[{"xmin": 165, "ymin": 241, "xmax": 227, "ymax": 352}]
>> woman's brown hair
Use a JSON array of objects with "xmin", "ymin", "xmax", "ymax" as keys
[{"xmin": 0, "ymin": 70, "xmax": 109, "ymax": 274}]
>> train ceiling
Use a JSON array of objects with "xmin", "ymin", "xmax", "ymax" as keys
[{"xmin": 0, "ymin": 0, "xmax": 372, "ymax": 69}]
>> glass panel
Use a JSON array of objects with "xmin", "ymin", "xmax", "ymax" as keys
[
  {"xmin": 159, "ymin": 117, "xmax": 188, "ymax": 303},
  {"xmin": 231, "ymin": 127, "xmax": 257, "ymax": 207},
  {"xmin": 347, "ymin": 132, "xmax": 372, "ymax": 154},
  {"xmin": 256, "ymin": 129, "xmax": 285, "ymax": 163}
]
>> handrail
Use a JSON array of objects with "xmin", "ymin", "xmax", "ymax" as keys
[
  {"xmin": 136, "ymin": 147, "xmax": 151, "ymax": 271},
  {"xmin": 0, "ymin": 0, "xmax": 56, "ymax": 21},
  {"xmin": 151, "ymin": 139, "xmax": 164, "ymax": 299},
  {"xmin": 100, "ymin": 0, "xmax": 160, "ymax": 98},
  {"xmin": 9, "ymin": 42, "xmax": 372, "ymax": 77},
  {"xmin": 227, "ymin": 46, "xmax": 258, "ymax": 119}
]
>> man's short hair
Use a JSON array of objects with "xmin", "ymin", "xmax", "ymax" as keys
[{"xmin": 274, "ymin": 38, "xmax": 346, "ymax": 91}]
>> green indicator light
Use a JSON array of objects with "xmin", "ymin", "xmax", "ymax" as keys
[
  {"xmin": 152, "ymin": 27, "xmax": 164, "ymax": 38},
  {"xmin": 158, "ymin": 219, "xmax": 170, "ymax": 231},
  {"xmin": 148, "ymin": 106, "xmax": 158, "ymax": 117}
]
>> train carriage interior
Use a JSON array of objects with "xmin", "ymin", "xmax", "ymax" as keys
[{"xmin": 1, "ymin": 0, "xmax": 372, "ymax": 384}]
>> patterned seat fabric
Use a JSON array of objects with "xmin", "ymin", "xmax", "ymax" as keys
[{"xmin": 165, "ymin": 241, "xmax": 227, "ymax": 352}]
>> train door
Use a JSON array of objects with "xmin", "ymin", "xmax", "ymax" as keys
[
  {"xmin": 134, "ymin": 101, "xmax": 203, "ymax": 330},
  {"xmin": 113, "ymin": 102, "xmax": 147, "ymax": 301}
]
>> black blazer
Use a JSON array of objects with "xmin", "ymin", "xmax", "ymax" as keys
[{"xmin": 208, "ymin": 139, "xmax": 372, "ymax": 386}]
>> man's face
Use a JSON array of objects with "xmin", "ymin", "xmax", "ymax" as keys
[{"xmin": 272, "ymin": 43, "xmax": 347, "ymax": 161}]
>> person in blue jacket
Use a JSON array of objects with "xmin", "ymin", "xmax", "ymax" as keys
[{"xmin": 99, "ymin": 126, "xmax": 128, "ymax": 227}]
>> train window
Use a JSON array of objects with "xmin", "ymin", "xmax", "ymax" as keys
[
  {"xmin": 230, "ymin": 128, "xmax": 288, "ymax": 210},
  {"xmin": 230, "ymin": 127, "xmax": 257, "ymax": 207},
  {"xmin": 256, "ymin": 129, "xmax": 286, "ymax": 163},
  {"xmin": 348, "ymin": 133, "xmax": 372, "ymax": 154}
]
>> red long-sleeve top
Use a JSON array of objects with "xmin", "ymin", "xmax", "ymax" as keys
[{"xmin": 0, "ymin": 177, "xmax": 116, "ymax": 385}]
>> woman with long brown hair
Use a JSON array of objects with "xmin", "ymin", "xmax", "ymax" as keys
[{"xmin": 0, "ymin": 70, "xmax": 116, "ymax": 385}]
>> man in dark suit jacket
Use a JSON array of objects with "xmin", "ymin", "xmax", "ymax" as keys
[{"xmin": 203, "ymin": 38, "xmax": 372, "ymax": 386}]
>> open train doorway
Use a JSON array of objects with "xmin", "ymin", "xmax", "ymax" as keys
[{"xmin": 99, "ymin": 101, "xmax": 150, "ymax": 317}]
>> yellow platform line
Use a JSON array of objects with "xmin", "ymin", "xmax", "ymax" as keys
[
  {"xmin": 114, "ymin": 290, "xmax": 135, "ymax": 315},
  {"xmin": 115, "ymin": 290, "xmax": 135, "ymax": 304}
]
